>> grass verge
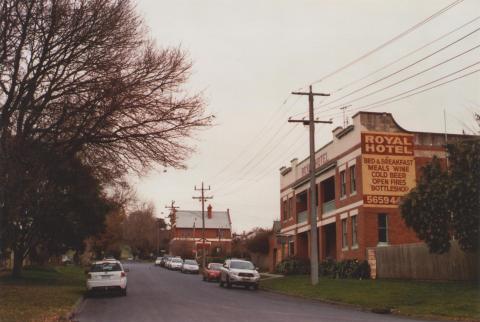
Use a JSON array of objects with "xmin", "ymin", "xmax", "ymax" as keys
[
  {"xmin": 261, "ymin": 275, "xmax": 480, "ymax": 321},
  {"xmin": 0, "ymin": 265, "xmax": 85, "ymax": 322}
]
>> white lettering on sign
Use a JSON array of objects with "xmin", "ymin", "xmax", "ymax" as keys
[{"xmin": 361, "ymin": 132, "xmax": 416, "ymax": 208}]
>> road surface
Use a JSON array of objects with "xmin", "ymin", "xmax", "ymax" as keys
[{"xmin": 76, "ymin": 262, "xmax": 427, "ymax": 322}]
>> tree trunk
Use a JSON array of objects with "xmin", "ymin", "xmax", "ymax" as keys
[{"xmin": 12, "ymin": 248, "xmax": 24, "ymax": 278}]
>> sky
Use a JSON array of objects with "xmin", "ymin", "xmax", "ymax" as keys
[{"xmin": 130, "ymin": 0, "xmax": 480, "ymax": 233}]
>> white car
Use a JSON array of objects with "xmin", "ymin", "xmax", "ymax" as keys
[
  {"xmin": 154, "ymin": 257, "xmax": 162, "ymax": 266},
  {"xmin": 181, "ymin": 259, "xmax": 199, "ymax": 274},
  {"xmin": 219, "ymin": 259, "xmax": 260, "ymax": 290},
  {"xmin": 169, "ymin": 257, "xmax": 183, "ymax": 270},
  {"xmin": 86, "ymin": 260, "xmax": 128, "ymax": 296}
]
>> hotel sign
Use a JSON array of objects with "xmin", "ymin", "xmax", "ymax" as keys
[
  {"xmin": 301, "ymin": 152, "xmax": 328, "ymax": 176},
  {"xmin": 361, "ymin": 132, "xmax": 416, "ymax": 207}
]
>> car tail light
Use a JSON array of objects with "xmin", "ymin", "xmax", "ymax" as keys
[{"xmin": 121, "ymin": 272, "xmax": 126, "ymax": 277}]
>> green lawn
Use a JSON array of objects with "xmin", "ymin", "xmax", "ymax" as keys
[
  {"xmin": 0, "ymin": 266, "xmax": 85, "ymax": 322},
  {"xmin": 261, "ymin": 275, "xmax": 480, "ymax": 321}
]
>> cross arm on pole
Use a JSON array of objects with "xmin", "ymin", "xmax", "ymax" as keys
[
  {"xmin": 291, "ymin": 91, "xmax": 330, "ymax": 96},
  {"xmin": 288, "ymin": 119, "xmax": 333, "ymax": 125}
]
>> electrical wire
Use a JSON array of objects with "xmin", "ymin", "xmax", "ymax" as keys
[
  {"xmin": 303, "ymin": 0, "xmax": 465, "ymax": 88},
  {"xmin": 319, "ymin": 27, "xmax": 480, "ymax": 110},
  {"xmin": 322, "ymin": 43, "xmax": 480, "ymax": 113},
  {"xmin": 289, "ymin": 24, "xmax": 480, "ymax": 120},
  {"xmin": 208, "ymin": 94, "xmax": 297, "ymax": 184},
  {"xmin": 318, "ymin": 61, "xmax": 480, "ymax": 119}
]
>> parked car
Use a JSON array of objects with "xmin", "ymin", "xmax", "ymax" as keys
[
  {"xmin": 154, "ymin": 257, "xmax": 163, "ymax": 266},
  {"xmin": 162, "ymin": 255, "xmax": 174, "ymax": 267},
  {"xmin": 165, "ymin": 257, "xmax": 174, "ymax": 269},
  {"xmin": 169, "ymin": 257, "xmax": 183, "ymax": 270},
  {"xmin": 202, "ymin": 262, "xmax": 222, "ymax": 282},
  {"xmin": 86, "ymin": 260, "xmax": 128, "ymax": 296},
  {"xmin": 219, "ymin": 259, "xmax": 260, "ymax": 290},
  {"xmin": 181, "ymin": 259, "xmax": 199, "ymax": 274}
]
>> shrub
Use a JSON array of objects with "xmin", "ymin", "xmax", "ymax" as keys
[
  {"xmin": 319, "ymin": 259, "xmax": 370, "ymax": 279},
  {"xmin": 275, "ymin": 257, "xmax": 310, "ymax": 275}
]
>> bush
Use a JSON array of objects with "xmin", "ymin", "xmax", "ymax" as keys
[
  {"xmin": 275, "ymin": 257, "xmax": 310, "ymax": 275},
  {"xmin": 319, "ymin": 259, "xmax": 370, "ymax": 279}
]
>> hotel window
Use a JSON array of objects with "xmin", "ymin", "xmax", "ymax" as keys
[
  {"xmin": 282, "ymin": 200, "xmax": 288, "ymax": 221},
  {"xmin": 342, "ymin": 218, "xmax": 348, "ymax": 248},
  {"xmin": 340, "ymin": 170, "xmax": 346, "ymax": 198},
  {"xmin": 350, "ymin": 165, "xmax": 357, "ymax": 194},
  {"xmin": 378, "ymin": 214, "xmax": 388, "ymax": 244},
  {"xmin": 288, "ymin": 197, "xmax": 294, "ymax": 218},
  {"xmin": 351, "ymin": 215, "xmax": 358, "ymax": 247}
]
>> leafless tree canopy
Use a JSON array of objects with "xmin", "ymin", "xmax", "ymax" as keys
[
  {"xmin": 0, "ymin": 0, "xmax": 211, "ymax": 277},
  {"xmin": 0, "ymin": 0, "xmax": 211, "ymax": 176}
]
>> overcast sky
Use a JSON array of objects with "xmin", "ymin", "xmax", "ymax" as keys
[{"xmin": 130, "ymin": 0, "xmax": 480, "ymax": 233}]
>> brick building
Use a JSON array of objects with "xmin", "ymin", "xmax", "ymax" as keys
[
  {"xmin": 169, "ymin": 206, "xmax": 232, "ymax": 258},
  {"xmin": 276, "ymin": 111, "xmax": 473, "ymax": 263}
]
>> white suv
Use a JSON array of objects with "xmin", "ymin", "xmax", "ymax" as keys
[
  {"xmin": 219, "ymin": 259, "xmax": 260, "ymax": 290},
  {"xmin": 86, "ymin": 260, "xmax": 128, "ymax": 296}
]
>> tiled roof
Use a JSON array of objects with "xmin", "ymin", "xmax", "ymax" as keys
[{"xmin": 174, "ymin": 210, "xmax": 231, "ymax": 229}]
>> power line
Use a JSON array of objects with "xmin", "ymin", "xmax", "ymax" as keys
[
  {"xmin": 209, "ymin": 95, "xmax": 301, "ymax": 185},
  {"xmin": 318, "ymin": 61, "xmax": 480, "ymax": 119},
  {"xmin": 322, "ymin": 42, "xmax": 480, "ymax": 113},
  {"xmin": 334, "ymin": 15, "xmax": 480, "ymax": 94},
  {"xmin": 212, "ymin": 124, "xmax": 301, "ymax": 193},
  {"xmin": 318, "ymin": 26, "xmax": 480, "ymax": 110},
  {"xmin": 304, "ymin": 0, "xmax": 465, "ymax": 88},
  {"xmin": 214, "ymin": 128, "xmax": 307, "ymax": 198}
]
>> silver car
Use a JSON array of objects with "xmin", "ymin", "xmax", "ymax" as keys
[
  {"xmin": 169, "ymin": 257, "xmax": 183, "ymax": 270},
  {"xmin": 181, "ymin": 259, "xmax": 199, "ymax": 274},
  {"xmin": 86, "ymin": 260, "xmax": 128, "ymax": 296},
  {"xmin": 219, "ymin": 259, "xmax": 260, "ymax": 290}
]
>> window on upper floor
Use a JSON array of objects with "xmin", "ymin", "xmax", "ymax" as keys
[
  {"xmin": 296, "ymin": 191, "xmax": 308, "ymax": 213},
  {"xmin": 340, "ymin": 170, "xmax": 346, "ymax": 198},
  {"xmin": 282, "ymin": 200, "xmax": 288, "ymax": 221},
  {"xmin": 350, "ymin": 165, "xmax": 357, "ymax": 194},
  {"xmin": 288, "ymin": 197, "xmax": 294, "ymax": 218}
]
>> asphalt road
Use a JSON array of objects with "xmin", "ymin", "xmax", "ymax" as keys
[{"xmin": 76, "ymin": 262, "xmax": 427, "ymax": 322}]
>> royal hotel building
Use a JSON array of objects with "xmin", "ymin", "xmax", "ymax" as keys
[{"xmin": 277, "ymin": 111, "xmax": 472, "ymax": 262}]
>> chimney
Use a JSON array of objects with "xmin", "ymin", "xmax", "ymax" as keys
[{"xmin": 207, "ymin": 204, "xmax": 212, "ymax": 219}]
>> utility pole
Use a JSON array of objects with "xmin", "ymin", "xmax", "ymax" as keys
[
  {"xmin": 289, "ymin": 85, "xmax": 331, "ymax": 285},
  {"xmin": 165, "ymin": 201, "xmax": 180, "ymax": 254},
  {"xmin": 340, "ymin": 105, "xmax": 351, "ymax": 128},
  {"xmin": 165, "ymin": 201, "xmax": 180, "ymax": 227},
  {"xmin": 193, "ymin": 182, "xmax": 213, "ymax": 269}
]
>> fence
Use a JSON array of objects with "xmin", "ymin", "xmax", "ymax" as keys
[{"xmin": 373, "ymin": 242, "xmax": 478, "ymax": 281}]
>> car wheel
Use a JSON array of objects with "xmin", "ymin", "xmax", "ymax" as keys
[
  {"xmin": 121, "ymin": 288, "xmax": 127, "ymax": 296},
  {"xmin": 226, "ymin": 276, "xmax": 232, "ymax": 289},
  {"xmin": 202, "ymin": 275, "xmax": 206, "ymax": 281},
  {"xmin": 219, "ymin": 277, "xmax": 224, "ymax": 287}
]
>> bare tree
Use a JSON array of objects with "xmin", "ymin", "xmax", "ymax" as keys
[{"xmin": 0, "ymin": 0, "xmax": 211, "ymax": 276}]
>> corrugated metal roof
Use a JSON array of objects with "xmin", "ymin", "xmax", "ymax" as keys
[{"xmin": 175, "ymin": 210, "xmax": 231, "ymax": 229}]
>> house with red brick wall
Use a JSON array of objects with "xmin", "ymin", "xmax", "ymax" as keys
[
  {"xmin": 277, "ymin": 111, "xmax": 475, "ymax": 263},
  {"xmin": 169, "ymin": 205, "xmax": 232, "ymax": 258}
]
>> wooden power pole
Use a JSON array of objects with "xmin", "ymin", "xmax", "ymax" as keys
[
  {"xmin": 289, "ymin": 85, "xmax": 331, "ymax": 285},
  {"xmin": 193, "ymin": 182, "xmax": 212, "ymax": 268}
]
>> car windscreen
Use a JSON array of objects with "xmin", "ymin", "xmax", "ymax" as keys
[
  {"xmin": 90, "ymin": 262, "xmax": 122, "ymax": 272},
  {"xmin": 208, "ymin": 263, "xmax": 222, "ymax": 270},
  {"xmin": 230, "ymin": 261, "xmax": 255, "ymax": 270},
  {"xmin": 184, "ymin": 260, "xmax": 197, "ymax": 265},
  {"xmin": 172, "ymin": 258, "xmax": 183, "ymax": 263}
]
